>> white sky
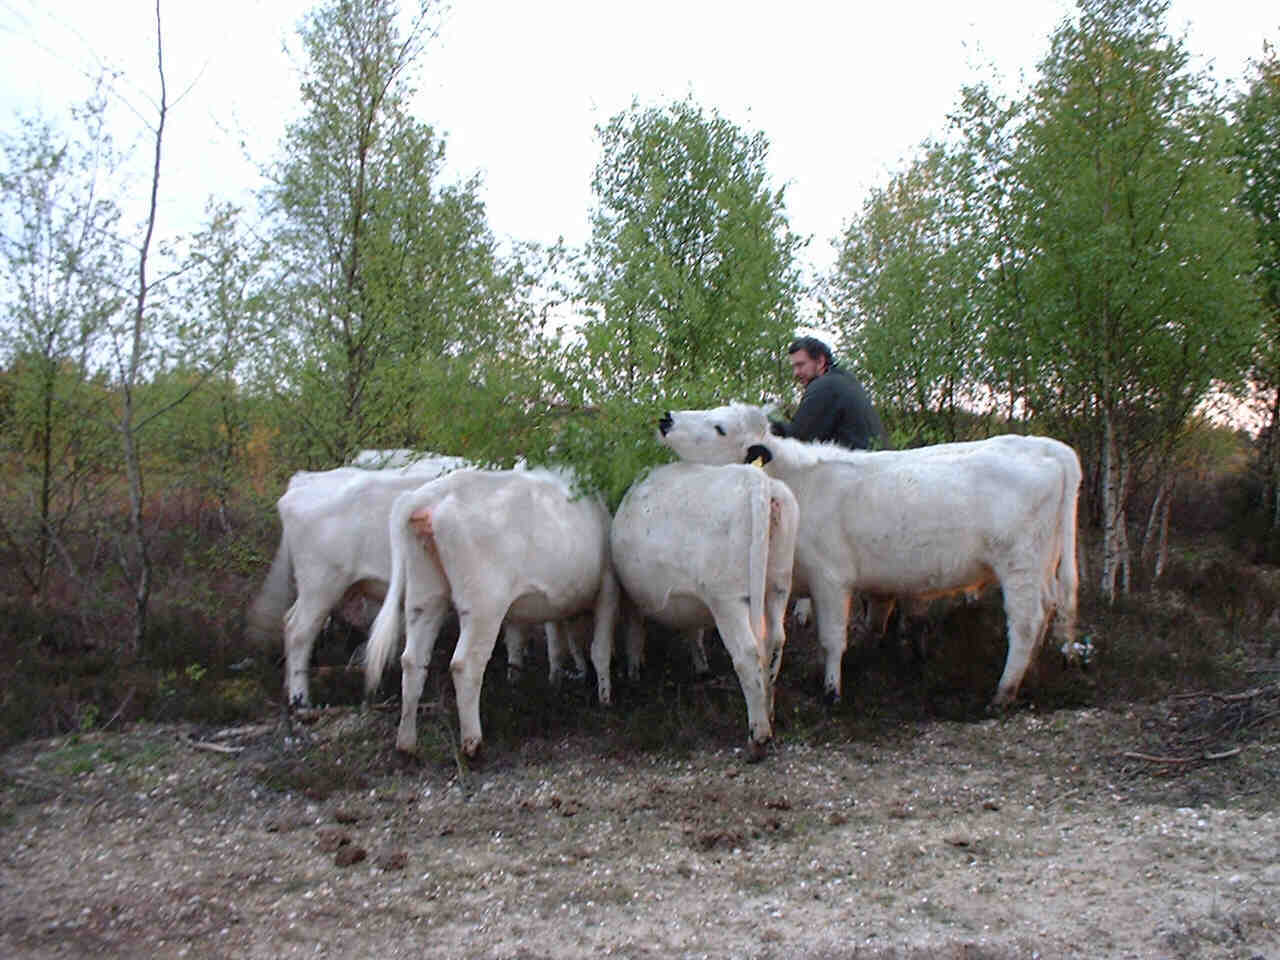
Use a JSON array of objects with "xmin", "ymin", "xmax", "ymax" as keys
[{"xmin": 1, "ymin": 0, "xmax": 1276, "ymax": 295}]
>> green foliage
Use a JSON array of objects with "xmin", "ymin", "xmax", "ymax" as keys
[
  {"xmin": 835, "ymin": 1, "xmax": 1261, "ymax": 470},
  {"xmin": 1009, "ymin": 0, "xmax": 1259, "ymax": 427},
  {"xmin": 828, "ymin": 144, "xmax": 986, "ymax": 445},
  {"xmin": 260, "ymin": 0, "xmax": 540, "ymax": 467},
  {"xmin": 833, "ymin": 0, "xmax": 1262, "ymax": 596},
  {"xmin": 560, "ymin": 97, "xmax": 802, "ymax": 504},
  {"xmin": 584, "ymin": 98, "xmax": 803, "ymax": 391},
  {"xmin": 1234, "ymin": 44, "xmax": 1280, "ymax": 325},
  {"xmin": 0, "ymin": 91, "xmax": 126, "ymax": 599},
  {"xmin": 1231, "ymin": 44, "xmax": 1280, "ymax": 518}
]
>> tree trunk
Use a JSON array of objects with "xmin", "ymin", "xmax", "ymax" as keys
[
  {"xmin": 121, "ymin": 1, "xmax": 167, "ymax": 653},
  {"xmin": 1100, "ymin": 408, "xmax": 1130, "ymax": 603},
  {"xmin": 1271, "ymin": 386, "xmax": 1280, "ymax": 530},
  {"xmin": 1141, "ymin": 471, "xmax": 1174, "ymax": 584}
]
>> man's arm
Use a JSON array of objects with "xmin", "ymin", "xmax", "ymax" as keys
[{"xmin": 772, "ymin": 378, "xmax": 840, "ymax": 443}]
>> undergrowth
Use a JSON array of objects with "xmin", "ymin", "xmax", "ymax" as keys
[{"xmin": 2, "ymin": 491, "xmax": 1277, "ymax": 761}]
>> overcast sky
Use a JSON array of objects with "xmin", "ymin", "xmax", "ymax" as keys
[{"xmin": 1, "ymin": 0, "xmax": 1276, "ymax": 290}]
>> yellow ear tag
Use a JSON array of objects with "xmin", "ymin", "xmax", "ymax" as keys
[{"xmin": 750, "ymin": 457, "xmax": 765, "ymax": 469}]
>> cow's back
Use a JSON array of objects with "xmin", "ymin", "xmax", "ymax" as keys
[
  {"xmin": 612, "ymin": 463, "xmax": 772, "ymax": 626},
  {"xmin": 789, "ymin": 443, "xmax": 1067, "ymax": 598},
  {"xmin": 418, "ymin": 468, "xmax": 610, "ymax": 622}
]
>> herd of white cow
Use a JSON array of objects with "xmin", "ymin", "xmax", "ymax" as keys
[{"xmin": 247, "ymin": 403, "xmax": 1083, "ymax": 762}]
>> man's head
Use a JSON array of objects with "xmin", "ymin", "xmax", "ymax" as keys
[{"xmin": 788, "ymin": 336, "xmax": 833, "ymax": 387}]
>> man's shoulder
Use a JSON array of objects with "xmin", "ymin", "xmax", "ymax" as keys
[{"xmin": 813, "ymin": 367, "xmax": 858, "ymax": 397}]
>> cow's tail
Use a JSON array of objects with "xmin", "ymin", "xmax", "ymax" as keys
[
  {"xmin": 364, "ymin": 496, "xmax": 413, "ymax": 693},
  {"xmin": 747, "ymin": 471, "xmax": 769, "ymax": 645},
  {"xmin": 1050, "ymin": 450, "xmax": 1083, "ymax": 651},
  {"xmin": 245, "ymin": 531, "xmax": 294, "ymax": 649}
]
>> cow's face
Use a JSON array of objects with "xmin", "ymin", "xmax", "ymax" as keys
[{"xmin": 657, "ymin": 404, "xmax": 770, "ymax": 465}]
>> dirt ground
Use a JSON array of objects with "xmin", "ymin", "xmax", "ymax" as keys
[{"xmin": 1, "ymin": 681, "xmax": 1278, "ymax": 960}]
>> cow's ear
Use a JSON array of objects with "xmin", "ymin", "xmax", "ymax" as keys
[{"xmin": 744, "ymin": 444, "xmax": 773, "ymax": 466}]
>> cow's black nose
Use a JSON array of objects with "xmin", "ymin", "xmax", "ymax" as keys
[{"xmin": 658, "ymin": 412, "xmax": 673, "ymax": 435}]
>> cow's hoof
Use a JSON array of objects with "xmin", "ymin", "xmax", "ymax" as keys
[
  {"xmin": 745, "ymin": 738, "xmax": 771, "ymax": 764},
  {"xmin": 985, "ymin": 697, "xmax": 1013, "ymax": 717},
  {"xmin": 461, "ymin": 738, "xmax": 483, "ymax": 760},
  {"xmin": 391, "ymin": 748, "xmax": 421, "ymax": 771},
  {"xmin": 823, "ymin": 688, "xmax": 842, "ymax": 708}
]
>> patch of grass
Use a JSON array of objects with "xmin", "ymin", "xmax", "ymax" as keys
[
  {"xmin": 35, "ymin": 737, "xmax": 104, "ymax": 777},
  {"xmin": 1091, "ymin": 590, "xmax": 1253, "ymax": 705},
  {"xmin": 251, "ymin": 717, "xmax": 386, "ymax": 800}
]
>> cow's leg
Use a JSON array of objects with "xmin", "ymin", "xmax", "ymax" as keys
[
  {"xmin": 544, "ymin": 621, "xmax": 566, "ymax": 688},
  {"xmin": 546, "ymin": 618, "xmax": 588, "ymax": 686},
  {"xmin": 503, "ymin": 624, "xmax": 527, "ymax": 683},
  {"xmin": 567, "ymin": 619, "xmax": 589, "ymax": 678},
  {"xmin": 991, "ymin": 578, "xmax": 1051, "ymax": 710},
  {"xmin": 396, "ymin": 596, "xmax": 450, "ymax": 753},
  {"xmin": 625, "ymin": 615, "xmax": 646, "ymax": 681},
  {"xmin": 901, "ymin": 596, "xmax": 933, "ymax": 663},
  {"xmin": 686, "ymin": 629, "xmax": 711, "ymax": 678},
  {"xmin": 865, "ymin": 595, "xmax": 896, "ymax": 636},
  {"xmin": 589, "ymin": 573, "xmax": 619, "ymax": 706},
  {"xmin": 282, "ymin": 592, "xmax": 332, "ymax": 707},
  {"xmin": 449, "ymin": 605, "xmax": 505, "ymax": 758},
  {"xmin": 545, "ymin": 620, "xmax": 587, "ymax": 689},
  {"xmin": 708, "ymin": 598, "xmax": 772, "ymax": 759},
  {"xmin": 763, "ymin": 583, "xmax": 790, "ymax": 723},
  {"xmin": 810, "ymin": 580, "xmax": 854, "ymax": 704}
]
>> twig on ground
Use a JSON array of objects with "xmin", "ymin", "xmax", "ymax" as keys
[
  {"xmin": 209, "ymin": 723, "xmax": 275, "ymax": 741},
  {"xmin": 1241, "ymin": 710, "xmax": 1280, "ymax": 731},
  {"xmin": 1169, "ymin": 688, "xmax": 1265, "ymax": 703},
  {"xmin": 1203, "ymin": 746, "xmax": 1242, "ymax": 761},
  {"xmin": 1122, "ymin": 746, "xmax": 1240, "ymax": 764},
  {"xmin": 101, "ymin": 688, "xmax": 135, "ymax": 731},
  {"xmin": 177, "ymin": 733, "xmax": 244, "ymax": 755}
]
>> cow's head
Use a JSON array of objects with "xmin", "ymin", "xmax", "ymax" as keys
[{"xmin": 657, "ymin": 403, "xmax": 771, "ymax": 465}]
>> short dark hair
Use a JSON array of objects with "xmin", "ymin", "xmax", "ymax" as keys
[{"xmin": 788, "ymin": 336, "xmax": 834, "ymax": 367}]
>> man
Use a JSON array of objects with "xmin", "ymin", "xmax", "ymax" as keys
[{"xmin": 770, "ymin": 336, "xmax": 885, "ymax": 450}]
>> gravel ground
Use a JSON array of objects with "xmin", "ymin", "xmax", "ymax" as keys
[{"xmin": 2, "ymin": 698, "xmax": 1278, "ymax": 960}]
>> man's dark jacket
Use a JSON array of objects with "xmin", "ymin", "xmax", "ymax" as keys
[{"xmin": 772, "ymin": 365, "xmax": 885, "ymax": 450}]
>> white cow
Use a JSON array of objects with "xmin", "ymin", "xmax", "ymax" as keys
[
  {"xmin": 657, "ymin": 403, "xmax": 1081, "ymax": 709},
  {"xmin": 248, "ymin": 458, "xmax": 467, "ymax": 706},
  {"xmin": 611, "ymin": 463, "xmax": 798, "ymax": 759},
  {"xmin": 247, "ymin": 455, "xmax": 576, "ymax": 706},
  {"xmin": 364, "ymin": 467, "xmax": 619, "ymax": 757}
]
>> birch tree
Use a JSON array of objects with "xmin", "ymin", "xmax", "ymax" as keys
[{"xmin": 983, "ymin": 0, "xmax": 1258, "ymax": 599}]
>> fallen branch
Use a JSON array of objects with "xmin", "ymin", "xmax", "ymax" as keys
[
  {"xmin": 101, "ymin": 688, "xmax": 136, "ymax": 732},
  {"xmin": 1204, "ymin": 746, "xmax": 1242, "ymax": 761},
  {"xmin": 290, "ymin": 705, "xmax": 349, "ymax": 724},
  {"xmin": 1122, "ymin": 746, "xmax": 1240, "ymax": 764},
  {"xmin": 177, "ymin": 733, "xmax": 244, "ymax": 755},
  {"xmin": 1169, "ymin": 688, "xmax": 1264, "ymax": 703},
  {"xmin": 1242, "ymin": 710, "xmax": 1280, "ymax": 732},
  {"xmin": 209, "ymin": 723, "xmax": 275, "ymax": 741},
  {"xmin": 1218, "ymin": 689, "xmax": 1268, "ymax": 703},
  {"xmin": 1123, "ymin": 751, "xmax": 1197, "ymax": 765}
]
